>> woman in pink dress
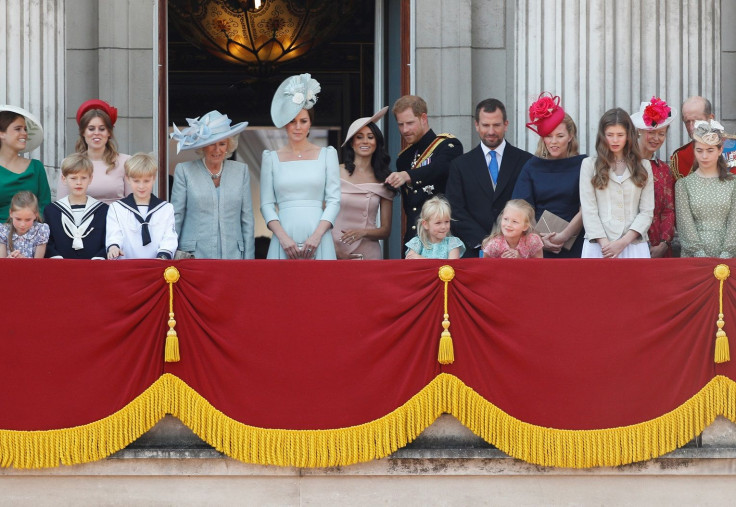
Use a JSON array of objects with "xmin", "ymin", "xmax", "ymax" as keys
[
  {"xmin": 631, "ymin": 98, "xmax": 677, "ymax": 257},
  {"xmin": 332, "ymin": 107, "xmax": 395, "ymax": 259}
]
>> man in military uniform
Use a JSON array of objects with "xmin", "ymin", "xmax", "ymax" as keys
[
  {"xmin": 670, "ymin": 96, "xmax": 714, "ymax": 179},
  {"xmin": 385, "ymin": 95, "xmax": 463, "ymax": 246}
]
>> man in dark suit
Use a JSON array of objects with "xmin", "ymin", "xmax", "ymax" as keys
[
  {"xmin": 446, "ymin": 98, "xmax": 532, "ymax": 257},
  {"xmin": 386, "ymin": 95, "xmax": 463, "ymax": 245}
]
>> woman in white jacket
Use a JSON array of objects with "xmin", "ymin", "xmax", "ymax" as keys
[
  {"xmin": 170, "ymin": 110, "xmax": 254, "ymax": 259},
  {"xmin": 579, "ymin": 108, "xmax": 654, "ymax": 258}
]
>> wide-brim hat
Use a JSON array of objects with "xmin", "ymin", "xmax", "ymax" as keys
[
  {"xmin": 76, "ymin": 99, "xmax": 118, "ymax": 126},
  {"xmin": 0, "ymin": 105, "xmax": 44, "ymax": 153},
  {"xmin": 271, "ymin": 73, "xmax": 321, "ymax": 128},
  {"xmin": 170, "ymin": 110, "xmax": 248, "ymax": 153},
  {"xmin": 341, "ymin": 106, "xmax": 389, "ymax": 147},
  {"xmin": 525, "ymin": 92, "xmax": 565, "ymax": 137},
  {"xmin": 631, "ymin": 98, "xmax": 676, "ymax": 130}
]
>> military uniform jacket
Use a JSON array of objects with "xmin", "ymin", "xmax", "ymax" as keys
[
  {"xmin": 44, "ymin": 197, "xmax": 108, "ymax": 259},
  {"xmin": 396, "ymin": 129, "xmax": 463, "ymax": 242}
]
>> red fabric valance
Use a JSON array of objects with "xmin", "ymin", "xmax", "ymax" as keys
[{"xmin": 1, "ymin": 258, "xmax": 734, "ymax": 468}]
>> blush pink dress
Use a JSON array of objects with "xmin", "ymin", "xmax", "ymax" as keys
[
  {"xmin": 482, "ymin": 233, "xmax": 543, "ymax": 258},
  {"xmin": 332, "ymin": 179, "xmax": 394, "ymax": 259}
]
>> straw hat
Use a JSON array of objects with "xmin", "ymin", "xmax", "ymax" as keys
[
  {"xmin": 170, "ymin": 110, "xmax": 248, "ymax": 153},
  {"xmin": 0, "ymin": 105, "xmax": 44, "ymax": 153},
  {"xmin": 270, "ymin": 73, "xmax": 321, "ymax": 128},
  {"xmin": 341, "ymin": 107, "xmax": 389, "ymax": 147},
  {"xmin": 631, "ymin": 97, "xmax": 676, "ymax": 130}
]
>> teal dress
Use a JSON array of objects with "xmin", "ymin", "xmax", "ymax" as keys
[
  {"xmin": 260, "ymin": 147, "xmax": 341, "ymax": 259},
  {"xmin": 0, "ymin": 159, "xmax": 51, "ymax": 221},
  {"xmin": 405, "ymin": 235, "xmax": 465, "ymax": 259}
]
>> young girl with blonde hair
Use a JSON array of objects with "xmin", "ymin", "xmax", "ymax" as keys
[
  {"xmin": 482, "ymin": 199, "xmax": 543, "ymax": 258},
  {"xmin": 405, "ymin": 196, "xmax": 465, "ymax": 259}
]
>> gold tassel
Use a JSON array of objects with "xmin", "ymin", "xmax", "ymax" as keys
[
  {"xmin": 437, "ymin": 265, "xmax": 456, "ymax": 365},
  {"xmin": 164, "ymin": 266, "xmax": 181, "ymax": 363},
  {"xmin": 714, "ymin": 264, "xmax": 731, "ymax": 364}
]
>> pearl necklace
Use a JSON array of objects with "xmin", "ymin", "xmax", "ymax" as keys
[{"xmin": 208, "ymin": 165, "xmax": 223, "ymax": 180}]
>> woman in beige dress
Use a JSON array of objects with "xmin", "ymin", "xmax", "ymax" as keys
[{"xmin": 332, "ymin": 107, "xmax": 395, "ymax": 259}]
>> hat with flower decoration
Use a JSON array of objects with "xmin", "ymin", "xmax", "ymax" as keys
[
  {"xmin": 76, "ymin": 99, "xmax": 118, "ymax": 126},
  {"xmin": 631, "ymin": 97, "xmax": 676, "ymax": 130},
  {"xmin": 692, "ymin": 119, "xmax": 726, "ymax": 146},
  {"xmin": 271, "ymin": 73, "xmax": 321, "ymax": 128},
  {"xmin": 525, "ymin": 92, "xmax": 566, "ymax": 137},
  {"xmin": 169, "ymin": 110, "xmax": 248, "ymax": 153}
]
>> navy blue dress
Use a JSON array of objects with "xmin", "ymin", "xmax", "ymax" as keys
[{"xmin": 512, "ymin": 154, "xmax": 587, "ymax": 258}]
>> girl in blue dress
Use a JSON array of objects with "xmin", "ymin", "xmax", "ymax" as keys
[{"xmin": 405, "ymin": 196, "xmax": 465, "ymax": 259}]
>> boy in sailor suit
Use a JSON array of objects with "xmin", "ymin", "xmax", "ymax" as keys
[
  {"xmin": 44, "ymin": 153, "xmax": 108, "ymax": 259},
  {"xmin": 106, "ymin": 153, "xmax": 177, "ymax": 260}
]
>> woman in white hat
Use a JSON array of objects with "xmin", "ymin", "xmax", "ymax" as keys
[
  {"xmin": 57, "ymin": 99, "xmax": 131, "ymax": 205},
  {"xmin": 331, "ymin": 107, "xmax": 395, "ymax": 259},
  {"xmin": 260, "ymin": 73, "xmax": 340, "ymax": 260},
  {"xmin": 676, "ymin": 120, "xmax": 736, "ymax": 258},
  {"xmin": 169, "ymin": 110, "xmax": 254, "ymax": 259},
  {"xmin": 0, "ymin": 105, "xmax": 50, "ymax": 221},
  {"xmin": 631, "ymin": 97, "xmax": 677, "ymax": 257}
]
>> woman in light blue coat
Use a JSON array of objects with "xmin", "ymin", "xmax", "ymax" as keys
[{"xmin": 170, "ymin": 110, "xmax": 254, "ymax": 259}]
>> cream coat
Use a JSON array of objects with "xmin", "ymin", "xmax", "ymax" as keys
[
  {"xmin": 579, "ymin": 157, "xmax": 654, "ymax": 243},
  {"xmin": 171, "ymin": 159, "xmax": 254, "ymax": 259}
]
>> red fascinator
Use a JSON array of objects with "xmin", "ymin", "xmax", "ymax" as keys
[
  {"xmin": 525, "ymin": 92, "xmax": 565, "ymax": 137},
  {"xmin": 76, "ymin": 99, "xmax": 118, "ymax": 126}
]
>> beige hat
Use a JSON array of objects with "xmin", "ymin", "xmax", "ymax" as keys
[
  {"xmin": 0, "ymin": 105, "xmax": 44, "ymax": 153},
  {"xmin": 692, "ymin": 119, "xmax": 726, "ymax": 146},
  {"xmin": 341, "ymin": 106, "xmax": 389, "ymax": 147}
]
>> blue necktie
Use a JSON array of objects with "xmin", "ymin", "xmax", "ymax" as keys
[{"xmin": 488, "ymin": 150, "xmax": 498, "ymax": 186}]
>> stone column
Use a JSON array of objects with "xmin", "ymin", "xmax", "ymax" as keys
[{"xmin": 1, "ymin": 0, "xmax": 65, "ymax": 189}]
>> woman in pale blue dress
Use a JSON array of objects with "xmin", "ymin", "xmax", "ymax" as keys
[{"xmin": 260, "ymin": 73, "xmax": 340, "ymax": 260}]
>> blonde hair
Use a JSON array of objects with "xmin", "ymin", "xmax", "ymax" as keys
[
  {"xmin": 482, "ymin": 199, "xmax": 537, "ymax": 248},
  {"xmin": 417, "ymin": 196, "xmax": 453, "ymax": 248},
  {"xmin": 124, "ymin": 152, "xmax": 157, "ymax": 178},
  {"xmin": 194, "ymin": 135, "xmax": 239, "ymax": 158},
  {"xmin": 535, "ymin": 114, "xmax": 580, "ymax": 158},
  {"xmin": 5, "ymin": 191, "xmax": 40, "ymax": 252},
  {"xmin": 61, "ymin": 153, "xmax": 94, "ymax": 177}
]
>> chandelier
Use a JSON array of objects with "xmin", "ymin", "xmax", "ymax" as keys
[{"xmin": 169, "ymin": 0, "xmax": 354, "ymax": 75}]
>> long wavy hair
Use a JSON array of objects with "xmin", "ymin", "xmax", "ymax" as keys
[
  {"xmin": 75, "ymin": 109, "xmax": 120, "ymax": 173},
  {"xmin": 535, "ymin": 114, "xmax": 580, "ymax": 158},
  {"xmin": 592, "ymin": 108, "xmax": 647, "ymax": 189},
  {"xmin": 342, "ymin": 122, "xmax": 392, "ymax": 182},
  {"xmin": 4, "ymin": 191, "xmax": 40, "ymax": 252},
  {"xmin": 0, "ymin": 111, "xmax": 24, "ymax": 150}
]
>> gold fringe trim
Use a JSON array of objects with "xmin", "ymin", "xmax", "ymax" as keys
[
  {"xmin": 1, "ymin": 374, "xmax": 733, "ymax": 469},
  {"xmin": 0, "ymin": 376, "xmax": 170, "ymax": 469},
  {"xmin": 167, "ymin": 374, "xmax": 447, "ymax": 468},
  {"xmin": 444, "ymin": 375, "xmax": 724, "ymax": 469}
]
